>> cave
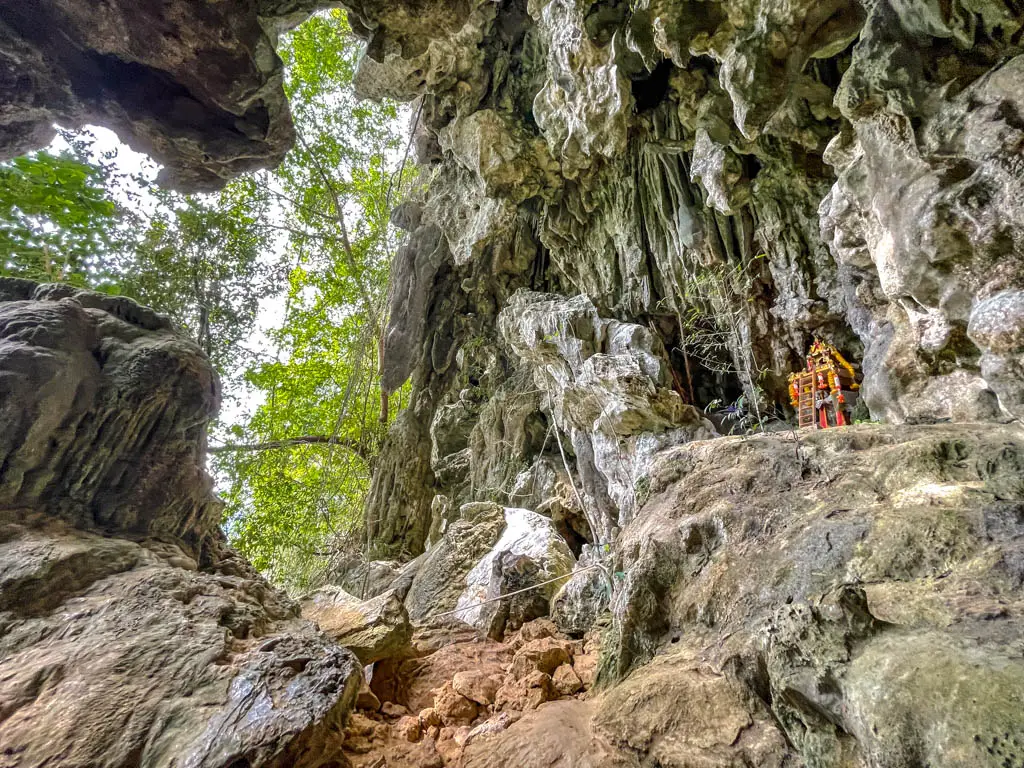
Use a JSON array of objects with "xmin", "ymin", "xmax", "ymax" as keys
[
  {"xmin": 631, "ymin": 58, "xmax": 674, "ymax": 113},
  {"xmin": 2, "ymin": 0, "xmax": 1024, "ymax": 765}
]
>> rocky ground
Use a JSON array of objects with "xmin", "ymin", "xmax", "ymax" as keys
[
  {"xmin": 3, "ymin": 279, "xmax": 1023, "ymax": 768},
  {"xmin": 325, "ymin": 420, "xmax": 1024, "ymax": 768},
  {"xmin": 337, "ymin": 618, "xmax": 601, "ymax": 768}
]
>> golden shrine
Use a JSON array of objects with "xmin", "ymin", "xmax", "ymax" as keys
[{"xmin": 788, "ymin": 340, "xmax": 860, "ymax": 429}]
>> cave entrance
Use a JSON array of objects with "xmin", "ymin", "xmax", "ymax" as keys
[{"xmin": 651, "ymin": 313, "xmax": 747, "ymax": 428}]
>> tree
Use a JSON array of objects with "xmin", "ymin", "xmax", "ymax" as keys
[
  {"xmin": 119, "ymin": 179, "xmax": 281, "ymax": 379},
  {"xmin": 0, "ymin": 149, "xmax": 122, "ymax": 285},
  {"xmin": 211, "ymin": 10, "xmax": 411, "ymax": 592},
  {"xmin": 0, "ymin": 134, "xmax": 277, "ymax": 384}
]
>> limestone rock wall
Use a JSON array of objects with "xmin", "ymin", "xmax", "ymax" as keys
[
  {"xmin": 352, "ymin": 0, "xmax": 1024, "ymax": 557},
  {"xmin": 2, "ymin": 3, "xmax": 1024, "ymax": 765},
  {"xmin": 347, "ymin": 423, "xmax": 1024, "ymax": 768},
  {"xmin": 0, "ymin": 280, "xmax": 363, "ymax": 768},
  {"xmin": 594, "ymin": 423, "xmax": 1024, "ymax": 766}
]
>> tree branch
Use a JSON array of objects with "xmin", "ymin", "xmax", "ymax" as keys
[{"xmin": 208, "ymin": 435, "xmax": 370, "ymax": 460}]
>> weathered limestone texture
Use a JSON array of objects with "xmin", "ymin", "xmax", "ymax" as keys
[
  {"xmin": 0, "ymin": 0, "xmax": 326, "ymax": 190},
  {"xmin": 343, "ymin": 10, "xmax": 1024, "ymax": 759},
  {"xmin": 603, "ymin": 423, "xmax": 1024, "ymax": 766},
  {"xmin": 301, "ymin": 585, "xmax": 414, "ymax": 664},
  {"xmin": 3, "ymin": 1, "xmax": 1024, "ymax": 766},
  {"xmin": 351, "ymin": 0, "xmax": 1024, "ymax": 558},
  {"xmin": 445, "ymin": 424, "xmax": 1024, "ymax": 768},
  {"xmin": 0, "ymin": 279, "xmax": 362, "ymax": 768}
]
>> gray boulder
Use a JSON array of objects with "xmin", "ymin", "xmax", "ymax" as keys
[
  {"xmin": 551, "ymin": 545, "xmax": 611, "ymax": 636},
  {"xmin": 404, "ymin": 501, "xmax": 508, "ymax": 624},
  {"xmin": 301, "ymin": 586, "xmax": 413, "ymax": 665},
  {"xmin": 0, "ymin": 281, "xmax": 362, "ymax": 767},
  {"xmin": 330, "ymin": 557, "xmax": 405, "ymax": 600}
]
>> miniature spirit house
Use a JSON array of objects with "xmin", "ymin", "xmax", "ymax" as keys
[{"xmin": 788, "ymin": 340, "xmax": 860, "ymax": 429}]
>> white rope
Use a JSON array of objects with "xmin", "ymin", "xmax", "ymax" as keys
[{"xmin": 425, "ymin": 564, "xmax": 604, "ymax": 621}]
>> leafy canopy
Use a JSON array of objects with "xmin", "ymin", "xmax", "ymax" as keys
[
  {"xmin": 215, "ymin": 11, "xmax": 410, "ymax": 590},
  {"xmin": 0, "ymin": 149, "xmax": 121, "ymax": 285},
  {"xmin": 0, "ymin": 10, "xmax": 411, "ymax": 594}
]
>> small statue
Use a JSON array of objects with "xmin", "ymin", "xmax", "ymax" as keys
[{"xmin": 787, "ymin": 340, "xmax": 860, "ymax": 428}]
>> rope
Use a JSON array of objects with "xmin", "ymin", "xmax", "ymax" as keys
[{"xmin": 425, "ymin": 564, "xmax": 605, "ymax": 621}]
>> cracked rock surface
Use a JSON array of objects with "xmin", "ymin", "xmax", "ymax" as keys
[{"xmin": 0, "ymin": 280, "xmax": 362, "ymax": 768}]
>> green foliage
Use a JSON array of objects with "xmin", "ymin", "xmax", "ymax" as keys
[
  {"xmin": 0, "ymin": 10, "xmax": 410, "ymax": 594},
  {"xmin": 658, "ymin": 254, "xmax": 769, "ymax": 420},
  {"xmin": 704, "ymin": 392, "xmax": 782, "ymax": 435},
  {"xmin": 0, "ymin": 149, "xmax": 122, "ymax": 285},
  {"xmin": 119, "ymin": 180, "xmax": 280, "ymax": 379},
  {"xmin": 212, "ymin": 10, "xmax": 410, "ymax": 593}
]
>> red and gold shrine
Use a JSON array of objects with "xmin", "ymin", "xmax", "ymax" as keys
[{"xmin": 788, "ymin": 340, "xmax": 860, "ymax": 429}]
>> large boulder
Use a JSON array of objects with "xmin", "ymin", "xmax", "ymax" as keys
[
  {"xmin": 0, "ymin": 280, "xmax": 362, "ymax": 767},
  {"xmin": 0, "ymin": 279, "xmax": 221, "ymax": 553},
  {"xmin": 452, "ymin": 506, "xmax": 575, "ymax": 635},
  {"xmin": 603, "ymin": 423, "xmax": 1024, "ymax": 765},
  {"xmin": 301, "ymin": 586, "xmax": 413, "ymax": 665},
  {"xmin": 593, "ymin": 653, "xmax": 791, "ymax": 767},
  {"xmin": 404, "ymin": 500, "xmax": 575, "ymax": 632},
  {"xmin": 550, "ymin": 544, "xmax": 610, "ymax": 636},
  {"xmin": 0, "ymin": 521, "xmax": 362, "ymax": 768},
  {"xmin": 328, "ymin": 557, "xmax": 405, "ymax": 600},
  {"xmin": 404, "ymin": 501, "xmax": 508, "ymax": 624}
]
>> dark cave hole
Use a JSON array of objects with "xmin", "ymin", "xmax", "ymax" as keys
[
  {"xmin": 664, "ymin": 334, "xmax": 744, "ymax": 411},
  {"xmin": 497, "ymin": 0, "xmax": 532, "ymax": 46},
  {"xmin": 631, "ymin": 59, "xmax": 674, "ymax": 113},
  {"xmin": 583, "ymin": 0, "xmax": 630, "ymax": 46},
  {"xmin": 744, "ymin": 154, "xmax": 763, "ymax": 181},
  {"xmin": 646, "ymin": 312, "xmax": 790, "ymax": 433},
  {"xmin": 811, "ymin": 52, "xmax": 851, "ymax": 92},
  {"xmin": 553, "ymin": 515, "xmax": 591, "ymax": 558},
  {"xmin": 688, "ymin": 54, "xmax": 718, "ymax": 76}
]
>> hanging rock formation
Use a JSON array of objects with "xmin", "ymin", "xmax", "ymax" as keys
[
  {"xmin": 333, "ymin": 0, "xmax": 1024, "ymax": 765},
  {"xmin": 0, "ymin": 279, "xmax": 363, "ymax": 767},
  {"xmin": 351, "ymin": 0, "xmax": 1024, "ymax": 558},
  {"xmin": 0, "ymin": 0, "xmax": 328, "ymax": 190}
]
